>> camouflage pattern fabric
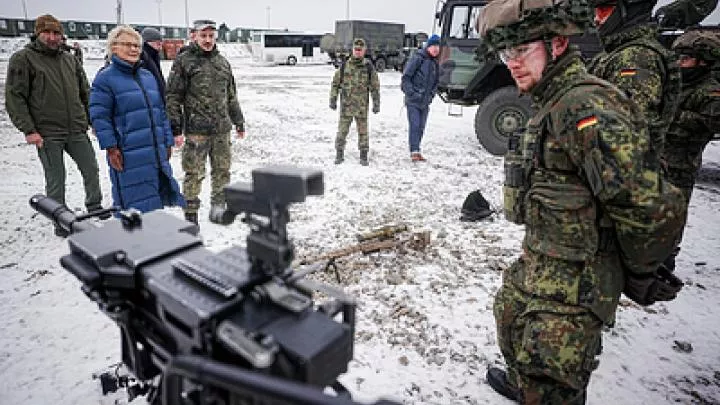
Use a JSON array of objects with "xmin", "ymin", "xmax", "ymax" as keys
[
  {"xmin": 336, "ymin": 115, "xmax": 369, "ymax": 152},
  {"xmin": 494, "ymin": 272, "xmax": 602, "ymax": 404},
  {"xmin": 330, "ymin": 57, "xmax": 380, "ymax": 116},
  {"xmin": 508, "ymin": 51, "xmax": 685, "ymax": 322},
  {"xmin": 495, "ymin": 50, "xmax": 685, "ymax": 403},
  {"xmin": 588, "ymin": 24, "xmax": 681, "ymax": 156},
  {"xmin": 664, "ymin": 74, "xmax": 720, "ymax": 202},
  {"xmin": 166, "ymin": 43, "xmax": 245, "ymax": 136},
  {"xmin": 181, "ymin": 133, "xmax": 231, "ymax": 213},
  {"xmin": 330, "ymin": 57, "xmax": 380, "ymax": 152}
]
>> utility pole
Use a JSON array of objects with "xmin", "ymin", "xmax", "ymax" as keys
[
  {"xmin": 184, "ymin": 0, "xmax": 190, "ymax": 39},
  {"xmin": 116, "ymin": 0, "xmax": 123, "ymax": 24},
  {"xmin": 156, "ymin": 0, "xmax": 163, "ymax": 26},
  {"xmin": 346, "ymin": 0, "xmax": 350, "ymax": 20},
  {"xmin": 21, "ymin": 0, "xmax": 28, "ymax": 20},
  {"xmin": 266, "ymin": 6, "xmax": 271, "ymax": 29}
]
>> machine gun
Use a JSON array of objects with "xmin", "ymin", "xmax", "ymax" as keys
[{"xmin": 30, "ymin": 165, "xmax": 400, "ymax": 405}]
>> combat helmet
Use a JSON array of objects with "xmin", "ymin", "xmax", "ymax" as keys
[
  {"xmin": 477, "ymin": 0, "xmax": 593, "ymax": 52},
  {"xmin": 672, "ymin": 27, "xmax": 720, "ymax": 64}
]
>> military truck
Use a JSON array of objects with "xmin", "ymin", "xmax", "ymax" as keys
[
  {"xmin": 433, "ymin": 0, "xmax": 716, "ymax": 155},
  {"xmin": 434, "ymin": 0, "xmax": 607, "ymax": 155},
  {"xmin": 321, "ymin": 20, "xmax": 405, "ymax": 72}
]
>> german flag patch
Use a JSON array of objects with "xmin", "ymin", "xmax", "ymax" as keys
[
  {"xmin": 620, "ymin": 69, "xmax": 637, "ymax": 77},
  {"xmin": 577, "ymin": 116, "xmax": 599, "ymax": 131}
]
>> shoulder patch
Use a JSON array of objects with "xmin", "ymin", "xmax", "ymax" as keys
[
  {"xmin": 620, "ymin": 69, "xmax": 637, "ymax": 77},
  {"xmin": 577, "ymin": 116, "xmax": 599, "ymax": 131}
]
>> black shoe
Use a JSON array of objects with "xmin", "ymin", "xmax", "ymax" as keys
[
  {"xmin": 486, "ymin": 367, "xmax": 521, "ymax": 402},
  {"xmin": 184, "ymin": 212, "xmax": 198, "ymax": 226},
  {"xmin": 54, "ymin": 227, "xmax": 70, "ymax": 238}
]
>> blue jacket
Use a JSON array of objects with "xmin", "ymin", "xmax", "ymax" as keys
[
  {"xmin": 401, "ymin": 49, "xmax": 440, "ymax": 108},
  {"xmin": 90, "ymin": 55, "xmax": 185, "ymax": 213}
]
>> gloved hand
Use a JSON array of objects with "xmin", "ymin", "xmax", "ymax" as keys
[
  {"xmin": 372, "ymin": 104, "xmax": 380, "ymax": 114},
  {"xmin": 330, "ymin": 100, "xmax": 337, "ymax": 110},
  {"xmin": 107, "ymin": 147, "xmax": 124, "ymax": 171},
  {"xmin": 167, "ymin": 147, "xmax": 172, "ymax": 160},
  {"xmin": 624, "ymin": 266, "xmax": 684, "ymax": 306}
]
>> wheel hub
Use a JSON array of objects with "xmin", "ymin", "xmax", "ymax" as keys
[{"xmin": 494, "ymin": 108, "xmax": 525, "ymax": 137}]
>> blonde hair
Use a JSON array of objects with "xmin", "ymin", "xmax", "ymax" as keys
[{"xmin": 106, "ymin": 25, "xmax": 142, "ymax": 56}]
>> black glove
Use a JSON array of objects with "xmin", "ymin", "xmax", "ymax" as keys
[
  {"xmin": 372, "ymin": 104, "xmax": 380, "ymax": 114},
  {"xmin": 330, "ymin": 100, "xmax": 337, "ymax": 110},
  {"xmin": 624, "ymin": 266, "xmax": 684, "ymax": 306}
]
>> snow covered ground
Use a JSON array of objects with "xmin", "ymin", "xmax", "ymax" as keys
[{"xmin": 0, "ymin": 55, "xmax": 718, "ymax": 405}]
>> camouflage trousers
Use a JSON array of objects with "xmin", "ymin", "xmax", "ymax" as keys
[
  {"xmin": 336, "ymin": 113, "xmax": 369, "ymax": 152},
  {"xmin": 493, "ymin": 272, "xmax": 602, "ymax": 405},
  {"xmin": 181, "ymin": 133, "xmax": 231, "ymax": 213}
]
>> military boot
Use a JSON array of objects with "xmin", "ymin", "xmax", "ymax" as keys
[
  {"xmin": 335, "ymin": 149, "xmax": 344, "ymax": 164},
  {"xmin": 184, "ymin": 212, "xmax": 198, "ymax": 226},
  {"xmin": 486, "ymin": 367, "xmax": 521, "ymax": 402},
  {"xmin": 360, "ymin": 150, "xmax": 369, "ymax": 166}
]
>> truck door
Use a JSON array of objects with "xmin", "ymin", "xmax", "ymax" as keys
[{"xmin": 437, "ymin": 3, "xmax": 485, "ymax": 103}]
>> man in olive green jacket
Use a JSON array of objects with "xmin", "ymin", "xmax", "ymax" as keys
[{"xmin": 5, "ymin": 14, "xmax": 103, "ymax": 236}]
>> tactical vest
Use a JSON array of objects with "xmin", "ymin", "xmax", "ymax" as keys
[{"xmin": 503, "ymin": 77, "xmax": 619, "ymax": 260}]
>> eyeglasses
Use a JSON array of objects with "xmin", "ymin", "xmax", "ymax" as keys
[
  {"xmin": 114, "ymin": 41, "xmax": 141, "ymax": 50},
  {"xmin": 498, "ymin": 41, "xmax": 541, "ymax": 64}
]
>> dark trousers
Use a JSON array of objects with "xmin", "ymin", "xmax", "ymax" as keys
[
  {"xmin": 407, "ymin": 105, "xmax": 429, "ymax": 153},
  {"xmin": 36, "ymin": 133, "xmax": 102, "ymax": 210}
]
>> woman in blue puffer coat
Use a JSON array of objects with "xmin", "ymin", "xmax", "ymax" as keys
[{"xmin": 90, "ymin": 25, "xmax": 184, "ymax": 213}]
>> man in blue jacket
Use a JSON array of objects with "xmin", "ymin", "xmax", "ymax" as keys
[{"xmin": 401, "ymin": 34, "xmax": 441, "ymax": 162}]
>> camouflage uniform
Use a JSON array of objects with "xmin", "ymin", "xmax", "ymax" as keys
[
  {"xmin": 479, "ymin": 0, "xmax": 686, "ymax": 403},
  {"xmin": 664, "ymin": 29, "xmax": 720, "ymax": 202},
  {"xmin": 588, "ymin": 3, "xmax": 681, "ymax": 157},
  {"xmin": 329, "ymin": 38, "xmax": 380, "ymax": 164},
  {"xmin": 166, "ymin": 42, "xmax": 244, "ymax": 215}
]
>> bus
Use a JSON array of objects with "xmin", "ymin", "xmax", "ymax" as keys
[{"xmin": 251, "ymin": 31, "xmax": 328, "ymax": 65}]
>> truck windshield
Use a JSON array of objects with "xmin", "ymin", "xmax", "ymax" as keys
[{"xmin": 449, "ymin": 5, "xmax": 484, "ymax": 39}]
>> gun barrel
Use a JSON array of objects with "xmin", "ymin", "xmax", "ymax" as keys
[{"xmin": 29, "ymin": 194, "xmax": 94, "ymax": 234}]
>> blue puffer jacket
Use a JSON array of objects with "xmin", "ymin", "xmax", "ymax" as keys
[
  {"xmin": 401, "ymin": 49, "xmax": 440, "ymax": 108},
  {"xmin": 90, "ymin": 55, "xmax": 185, "ymax": 213}
]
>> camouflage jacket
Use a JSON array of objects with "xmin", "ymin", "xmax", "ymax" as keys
[
  {"xmin": 5, "ymin": 40, "xmax": 90, "ymax": 138},
  {"xmin": 507, "ymin": 51, "xmax": 684, "ymax": 323},
  {"xmin": 329, "ymin": 57, "xmax": 380, "ymax": 116},
  {"xmin": 663, "ymin": 71, "xmax": 720, "ymax": 191},
  {"xmin": 588, "ymin": 24, "xmax": 680, "ymax": 156},
  {"xmin": 166, "ymin": 43, "xmax": 244, "ymax": 135}
]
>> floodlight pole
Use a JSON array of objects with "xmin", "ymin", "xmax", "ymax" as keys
[
  {"xmin": 184, "ymin": 0, "xmax": 190, "ymax": 39},
  {"xmin": 21, "ymin": 0, "xmax": 28, "ymax": 20},
  {"xmin": 156, "ymin": 0, "xmax": 163, "ymax": 26},
  {"xmin": 116, "ymin": 0, "xmax": 123, "ymax": 24},
  {"xmin": 346, "ymin": 0, "xmax": 350, "ymax": 19},
  {"xmin": 266, "ymin": 6, "xmax": 270, "ymax": 29}
]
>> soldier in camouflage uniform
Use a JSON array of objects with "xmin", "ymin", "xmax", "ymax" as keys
[
  {"xmin": 588, "ymin": 0, "xmax": 681, "ymax": 157},
  {"xmin": 166, "ymin": 20, "xmax": 245, "ymax": 225},
  {"xmin": 476, "ymin": 0, "xmax": 685, "ymax": 402},
  {"xmin": 329, "ymin": 38, "xmax": 380, "ymax": 166},
  {"xmin": 661, "ymin": 29, "xmax": 720, "ymax": 271}
]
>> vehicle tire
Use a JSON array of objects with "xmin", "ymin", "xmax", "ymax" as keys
[
  {"xmin": 474, "ymin": 86, "xmax": 533, "ymax": 156},
  {"xmin": 375, "ymin": 58, "xmax": 386, "ymax": 72},
  {"xmin": 287, "ymin": 56, "xmax": 297, "ymax": 66}
]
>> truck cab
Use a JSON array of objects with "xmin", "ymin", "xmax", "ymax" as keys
[{"xmin": 434, "ymin": 0, "xmax": 602, "ymax": 155}]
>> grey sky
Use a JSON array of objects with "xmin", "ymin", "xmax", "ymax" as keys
[{"xmin": 0, "ymin": 0, "xmax": 718, "ymax": 33}]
